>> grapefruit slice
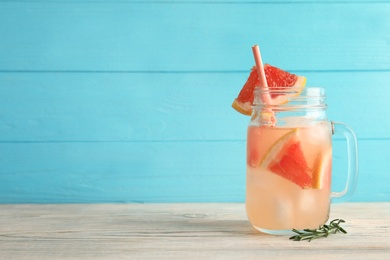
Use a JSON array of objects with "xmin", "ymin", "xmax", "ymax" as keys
[
  {"xmin": 232, "ymin": 64, "xmax": 306, "ymax": 115},
  {"xmin": 312, "ymin": 149, "xmax": 332, "ymax": 189},
  {"xmin": 260, "ymin": 129, "xmax": 312, "ymax": 189}
]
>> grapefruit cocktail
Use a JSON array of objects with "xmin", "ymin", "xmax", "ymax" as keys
[
  {"xmin": 232, "ymin": 46, "xmax": 358, "ymax": 235},
  {"xmin": 246, "ymin": 121, "xmax": 333, "ymax": 233}
]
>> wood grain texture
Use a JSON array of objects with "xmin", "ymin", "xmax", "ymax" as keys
[
  {"xmin": 0, "ymin": 203, "xmax": 389, "ymax": 259},
  {"xmin": 0, "ymin": 71, "xmax": 388, "ymax": 141},
  {"xmin": 0, "ymin": 0, "xmax": 389, "ymax": 203},
  {"xmin": 0, "ymin": 1, "xmax": 389, "ymax": 71},
  {"xmin": 0, "ymin": 140, "xmax": 388, "ymax": 203}
]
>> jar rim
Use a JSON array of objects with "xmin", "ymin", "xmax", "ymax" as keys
[
  {"xmin": 254, "ymin": 86, "xmax": 325, "ymax": 96},
  {"xmin": 252, "ymin": 87, "xmax": 327, "ymax": 110}
]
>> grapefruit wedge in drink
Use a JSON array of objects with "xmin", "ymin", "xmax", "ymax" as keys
[
  {"xmin": 312, "ymin": 148, "xmax": 332, "ymax": 189},
  {"xmin": 259, "ymin": 129, "xmax": 313, "ymax": 189}
]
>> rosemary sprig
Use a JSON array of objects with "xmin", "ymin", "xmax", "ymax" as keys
[{"xmin": 289, "ymin": 219, "xmax": 347, "ymax": 242}]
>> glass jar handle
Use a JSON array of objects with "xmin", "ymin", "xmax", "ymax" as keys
[{"xmin": 330, "ymin": 121, "xmax": 359, "ymax": 203}]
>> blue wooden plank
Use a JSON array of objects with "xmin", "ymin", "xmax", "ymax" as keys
[
  {"xmin": 0, "ymin": 0, "xmax": 388, "ymax": 204},
  {"xmin": 0, "ymin": 2, "xmax": 389, "ymax": 71},
  {"xmin": 0, "ymin": 71, "xmax": 388, "ymax": 142},
  {"xmin": 0, "ymin": 141, "xmax": 245, "ymax": 203},
  {"xmin": 0, "ymin": 139, "xmax": 387, "ymax": 203}
]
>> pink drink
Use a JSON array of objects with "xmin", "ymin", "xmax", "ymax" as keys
[{"xmin": 246, "ymin": 121, "xmax": 333, "ymax": 233}]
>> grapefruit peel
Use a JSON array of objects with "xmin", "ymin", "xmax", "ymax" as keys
[{"xmin": 312, "ymin": 148, "xmax": 332, "ymax": 189}]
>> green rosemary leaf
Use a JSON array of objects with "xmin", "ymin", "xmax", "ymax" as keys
[
  {"xmin": 339, "ymin": 226, "xmax": 348, "ymax": 234},
  {"xmin": 289, "ymin": 219, "xmax": 347, "ymax": 242}
]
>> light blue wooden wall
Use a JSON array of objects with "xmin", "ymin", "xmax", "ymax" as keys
[{"xmin": 0, "ymin": 0, "xmax": 389, "ymax": 203}]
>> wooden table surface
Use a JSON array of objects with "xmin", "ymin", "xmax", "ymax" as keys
[{"xmin": 0, "ymin": 203, "xmax": 389, "ymax": 259}]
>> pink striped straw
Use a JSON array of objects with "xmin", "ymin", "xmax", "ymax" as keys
[{"xmin": 252, "ymin": 45, "xmax": 272, "ymax": 105}]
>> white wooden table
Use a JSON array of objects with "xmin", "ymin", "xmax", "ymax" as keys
[{"xmin": 0, "ymin": 203, "xmax": 389, "ymax": 259}]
